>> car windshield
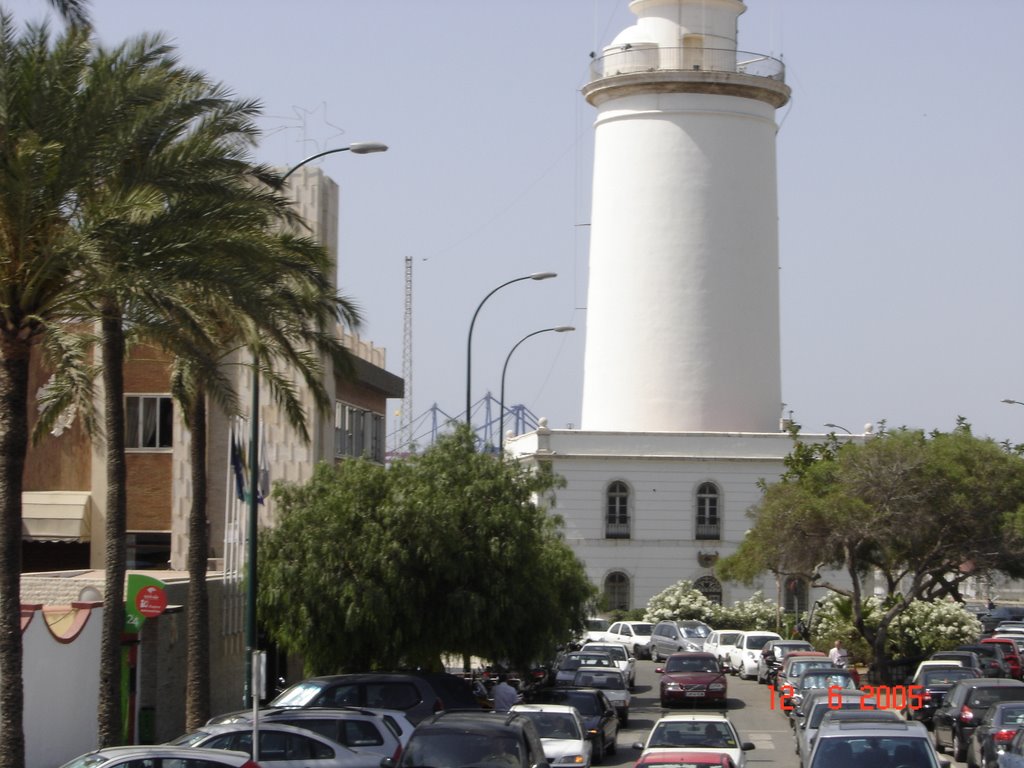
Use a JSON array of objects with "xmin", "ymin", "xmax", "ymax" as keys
[
  {"xmin": 800, "ymin": 674, "xmax": 855, "ymax": 691},
  {"xmin": 270, "ymin": 680, "xmax": 326, "ymax": 707},
  {"xmin": 588, "ymin": 646, "xmax": 627, "ymax": 661},
  {"xmin": 648, "ymin": 721, "xmax": 737, "ymax": 749},
  {"xmin": 575, "ymin": 671, "xmax": 624, "ymax": 690},
  {"xmin": 519, "ymin": 712, "xmax": 581, "ymax": 740},
  {"xmin": 665, "ymin": 657, "xmax": 718, "ymax": 674},
  {"xmin": 745, "ymin": 635, "xmax": 774, "ymax": 650},
  {"xmin": 586, "ymin": 619, "xmax": 610, "ymax": 632},
  {"xmin": 810, "ymin": 736, "xmax": 937, "ymax": 768},
  {"xmin": 559, "ymin": 692, "xmax": 600, "ymax": 715},
  {"xmin": 167, "ymin": 730, "xmax": 214, "ymax": 747},
  {"xmin": 401, "ymin": 731, "xmax": 522, "ymax": 768},
  {"xmin": 563, "ymin": 654, "xmax": 610, "ymax": 670}
]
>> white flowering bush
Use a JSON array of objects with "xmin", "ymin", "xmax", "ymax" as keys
[
  {"xmin": 889, "ymin": 600, "xmax": 982, "ymax": 657},
  {"xmin": 644, "ymin": 580, "xmax": 716, "ymax": 623},
  {"xmin": 710, "ymin": 591, "xmax": 778, "ymax": 631}
]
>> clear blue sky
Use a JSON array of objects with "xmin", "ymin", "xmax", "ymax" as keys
[{"xmin": 8, "ymin": 0, "xmax": 1024, "ymax": 448}]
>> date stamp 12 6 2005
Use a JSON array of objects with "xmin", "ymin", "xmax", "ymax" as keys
[{"xmin": 769, "ymin": 685, "xmax": 924, "ymax": 712}]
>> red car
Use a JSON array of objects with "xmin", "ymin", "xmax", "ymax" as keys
[
  {"xmin": 634, "ymin": 750, "xmax": 735, "ymax": 768},
  {"xmin": 983, "ymin": 637, "xmax": 1023, "ymax": 678},
  {"xmin": 658, "ymin": 652, "xmax": 728, "ymax": 708}
]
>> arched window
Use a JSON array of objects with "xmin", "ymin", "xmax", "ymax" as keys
[
  {"xmin": 784, "ymin": 577, "xmax": 809, "ymax": 615},
  {"xmin": 605, "ymin": 481, "xmax": 630, "ymax": 539},
  {"xmin": 694, "ymin": 575, "xmax": 722, "ymax": 606},
  {"xmin": 695, "ymin": 482, "xmax": 720, "ymax": 540},
  {"xmin": 604, "ymin": 572, "xmax": 630, "ymax": 611}
]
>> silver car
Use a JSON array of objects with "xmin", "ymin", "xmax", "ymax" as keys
[
  {"xmin": 573, "ymin": 666, "xmax": 631, "ymax": 726},
  {"xmin": 581, "ymin": 641, "xmax": 637, "ymax": 689},
  {"xmin": 59, "ymin": 746, "xmax": 257, "ymax": 768}
]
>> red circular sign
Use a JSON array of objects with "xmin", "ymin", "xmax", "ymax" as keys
[{"xmin": 135, "ymin": 585, "xmax": 168, "ymax": 618}]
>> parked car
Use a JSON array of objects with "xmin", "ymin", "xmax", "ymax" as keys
[
  {"xmin": 804, "ymin": 719, "xmax": 941, "ymax": 768},
  {"xmin": 632, "ymin": 712, "xmax": 755, "ymax": 768},
  {"xmin": 206, "ymin": 706, "xmax": 412, "ymax": 757},
  {"xmin": 268, "ymin": 672, "xmax": 479, "ymax": 724},
  {"xmin": 580, "ymin": 617, "xmax": 611, "ymax": 645},
  {"xmin": 726, "ymin": 631, "xmax": 781, "ymax": 680},
  {"xmin": 572, "ymin": 666, "xmax": 631, "ymax": 725},
  {"xmin": 580, "ymin": 641, "xmax": 637, "ymax": 688},
  {"xmin": 703, "ymin": 630, "xmax": 743, "ymax": 672},
  {"xmin": 524, "ymin": 687, "xmax": 619, "ymax": 764},
  {"xmin": 657, "ymin": 652, "xmax": 728, "ymax": 708},
  {"xmin": 933, "ymin": 678, "xmax": 1024, "ymax": 761},
  {"xmin": 789, "ymin": 668, "xmax": 860, "ymax": 719},
  {"xmin": 650, "ymin": 620, "xmax": 712, "ymax": 661},
  {"xmin": 170, "ymin": 721, "xmax": 381, "ymax": 768},
  {"xmin": 776, "ymin": 652, "xmax": 831, "ymax": 694},
  {"xmin": 983, "ymin": 638, "xmax": 1024, "ymax": 679},
  {"xmin": 59, "ymin": 747, "xmax": 258, "ymax": 768},
  {"xmin": 756, "ymin": 639, "xmax": 813, "ymax": 685},
  {"xmin": 904, "ymin": 665, "xmax": 981, "ymax": 727},
  {"xmin": 602, "ymin": 620, "xmax": 655, "ymax": 660},
  {"xmin": 555, "ymin": 651, "xmax": 615, "ymax": 686},
  {"xmin": 510, "ymin": 704, "xmax": 593, "ymax": 768},
  {"xmin": 968, "ymin": 701, "xmax": 1024, "ymax": 768},
  {"xmin": 384, "ymin": 710, "xmax": 550, "ymax": 768},
  {"xmin": 962, "ymin": 644, "xmax": 1015, "ymax": 679}
]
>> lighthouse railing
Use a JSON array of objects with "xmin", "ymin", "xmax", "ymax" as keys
[{"xmin": 590, "ymin": 46, "xmax": 785, "ymax": 83}]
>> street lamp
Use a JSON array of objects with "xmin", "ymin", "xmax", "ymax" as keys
[
  {"xmin": 244, "ymin": 141, "xmax": 387, "ymax": 707},
  {"xmin": 499, "ymin": 326, "xmax": 575, "ymax": 450},
  {"xmin": 1002, "ymin": 399, "xmax": 1024, "ymax": 407},
  {"xmin": 824, "ymin": 423, "xmax": 853, "ymax": 435},
  {"xmin": 465, "ymin": 272, "xmax": 556, "ymax": 425}
]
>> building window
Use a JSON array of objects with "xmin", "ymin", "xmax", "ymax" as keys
[
  {"xmin": 126, "ymin": 532, "xmax": 171, "ymax": 569},
  {"xmin": 784, "ymin": 576, "xmax": 809, "ymax": 615},
  {"xmin": 605, "ymin": 481, "xmax": 630, "ymax": 539},
  {"xmin": 335, "ymin": 402, "xmax": 386, "ymax": 463},
  {"xmin": 604, "ymin": 571, "xmax": 630, "ymax": 611},
  {"xmin": 694, "ymin": 575, "xmax": 722, "ymax": 606},
  {"xmin": 695, "ymin": 481, "xmax": 720, "ymax": 540},
  {"xmin": 125, "ymin": 395, "xmax": 173, "ymax": 449}
]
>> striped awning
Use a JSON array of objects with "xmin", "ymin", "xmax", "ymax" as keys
[{"xmin": 21, "ymin": 492, "xmax": 91, "ymax": 542}]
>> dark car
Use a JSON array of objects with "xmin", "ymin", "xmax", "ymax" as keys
[
  {"xmin": 903, "ymin": 666, "xmax": 980, "ymax": 726},
  {"xmin": 268, "ymin": 672, "xmax": 480, "ymax": 724},
  {"xmin": 789, "ymin": 668, "xmax": 859, "ymax": 719},
  {"xmin": 982, "ymin": 606, "xmax": 1024, "ymax": 634},
  {"xmin": 983, "ymin": 638, "xmax": 1023, "ymax": 679},
  {"xmin": 657, "ymin": 652, "xmax": 728, "ymax": 708},
  {"xmin": 525, "ymin": 686, "xmax": 619, "ymax": 763},
  {"xmin": 968, "ymin": 700, "xmax": 1024, "ymax": 768},
  {"xmin": 932, "ymin": 650, "xmax": 988, "ymax": 678},
  {"xmin": 384, "ymin": 711, "xmax": 549, "ymax": 768},
  {"xmin": 932, "ymin": 678, "xmax": 1024, "ymax": 761},
  {"xmin": 960, "ymin": 644, "xmax": 1014, "ymax": 678}
]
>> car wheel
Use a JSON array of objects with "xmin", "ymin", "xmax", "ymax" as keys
[
  {"xmin": 634, "ymin": 644, "xmax": 643, "ymax": 659},
  {"xmin": 954, "ymin": 732, "xmax": 967, "ymax": 763},
  {"xmin": 607, "ymin": 735, "xmax": 617, "ymax": 756}
]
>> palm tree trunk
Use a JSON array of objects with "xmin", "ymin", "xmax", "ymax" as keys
[
  {"xmin": 185, "ymin": 389, "xmax": 210, "ymax": 729},
  {"xmin": 0, "ymin": 339, "xmax": 29, "ymax": 768},
  {"xmin": 98, "ymin": 312, "xmax": 128, "ymax": 746}
]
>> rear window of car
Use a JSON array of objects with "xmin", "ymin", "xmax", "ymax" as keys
[
  {"xmin": 366, "ymin": 682, "xmax": 421, "ymax": 710},
  {"xmin": 717, "ymin": 633, "xmax": 740, "ymax": 645},
  {"xmin": 921, "ymin": 669, "xmax": 975, "ymax": 686},
  {"xmin": 970, "ymin": 687, "xmax": 1024, "ymax": 709},
  {"xmin": 401, "ymin": 730, "xmax": 522, "ymax": 768}
]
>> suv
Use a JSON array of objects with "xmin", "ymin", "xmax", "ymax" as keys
[
  {"xmin": 804, "ymin": 719, "xmax": 942, "ymax": 768},
  {"xmin": 268, "ymin": 672, "xmax": 479, "ymax": 723},
  {"xmin": 932, "ymin": 677, "xmax": 1024, "ymax": 761},
  {"xmin": 650, "ymin": 620, "xmax": 712, "ymax": 662},
  {"xmin": 386, "ymin": 710, "xmax": 550, "ymax": 768}
]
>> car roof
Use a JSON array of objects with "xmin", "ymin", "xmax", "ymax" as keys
[
  {"xmin": 666, "ymin": 652, "xmax": 717, "ymax": 660},
  {"xmin": 655, "ymin": 712, "xmax": 730, "ymax": 723},
  {"xmin": 816, "ymin": 720, "xmax": 927, "ymax": 737},
  {"xmin": 72, "ymin": 747, "xmax": 253, "ymax": 764},
  {"xmin": 511, "ymin": 703, "xmax": 580, "ymax": 716}
]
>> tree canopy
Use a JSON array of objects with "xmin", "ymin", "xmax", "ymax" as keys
[
  {"xmin": 258, "ymin": 427, "xmax": 595, "ymax": 674},
  {"xmin": 717, "ymin": 421, "xmax": 1024, "ymax": 679}
]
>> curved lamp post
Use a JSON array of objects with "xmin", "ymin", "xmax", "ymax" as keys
[
  {"xmin": 245, "ymin": 141, "xmax": 387, "ymax": 707},
  {"xmin": 499, "ymin": 326, "xmax": 574, "ymax": 450},
  {"xmin": 824, "ymin": 422, "xmax": 853, "ymax": 435},
  {"xmin": 465, "ymin": 272, "xmax": 556, "ymax": 425},
  {"xmin": 1002, "ymin": 399, "xmax": 1024, "ymax": 407}
]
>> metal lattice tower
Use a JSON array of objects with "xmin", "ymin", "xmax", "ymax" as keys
[{"xmin": 398, "ymin": 255, "xmax": 413, "ymax": 454}]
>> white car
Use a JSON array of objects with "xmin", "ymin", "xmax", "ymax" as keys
[
  {"xmin": 573, "ymin": 665, "xmax": 632, "ymax": 726},
  {"xmin": 582, "ymin": 617, "xmax": 611, "ymax": 644},
  {"xmin": 581, "ymin": 641, "xmax": 637, "ymax": 689},
  {"xmin": 703, "ymin": 629, "xmax": 743, "ymax": 671},
  {"xmin": 603, "ymin": 620, "xmax": 655, "ymax": 659},
  {"xmin": 59, "ymin": 747, "xmax": 257, "ymax": 768},
  {"xmin": 727, "ymin": 631, "xmax": 781, "ymax": 680},
  {"xmin": 632, "ymin": 712, "xmax": 756, "ymax": 768},
  {"xmin": 511, "ymin": 703, "xmax": 593, "ymax": 768}
]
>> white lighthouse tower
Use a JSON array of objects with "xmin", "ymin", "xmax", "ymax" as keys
[{"xmin": 580, "ymin": 0, "xmax": 790, "ymax": 433}]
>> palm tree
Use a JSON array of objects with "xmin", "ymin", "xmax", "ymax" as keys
[{"xmin": 46, "ymin": 0, "xmax": 89, "ymax": 26}]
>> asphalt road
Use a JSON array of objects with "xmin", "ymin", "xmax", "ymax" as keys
[{"xmin": 596, "ymin": 658, "xmax": 965, "ymax": 768}]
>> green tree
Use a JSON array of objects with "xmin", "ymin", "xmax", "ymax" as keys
[
  {"xmin": 258, "ymin": 426, "xmax": 595, "ymax": 674},
  {"xmin": 717, "ymin": 422, "xmax": 1024, "ymax": 681}
]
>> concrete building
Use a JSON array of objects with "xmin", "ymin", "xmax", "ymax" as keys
[{"xmin": 508, "ymin": 0, "xmax": 815, "ymax": 612}]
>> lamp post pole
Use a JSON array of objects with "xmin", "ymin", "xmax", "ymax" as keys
[
  {"xmin": 824, "ymin": 423, "xmax": 853, "ymax": 435},
  {"xmin": 243, "ymin": 141, "xmax": 387, "ymax": 707},
  {"xmin": 499, "ymin": 326, "xmax": 574, "ymax": 451},
  {"xmin": 465, "ymin": 272, "xmax": 556, "ymax": 426}
]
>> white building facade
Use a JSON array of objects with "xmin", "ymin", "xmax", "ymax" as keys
[{"xmin": 509, "ymin": 0, "xmax": 808, "ymax": 612}]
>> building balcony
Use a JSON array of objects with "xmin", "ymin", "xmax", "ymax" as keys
[{"xmin": 695, "ymin": 523, "xmax": 720, "ymax": 541}]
